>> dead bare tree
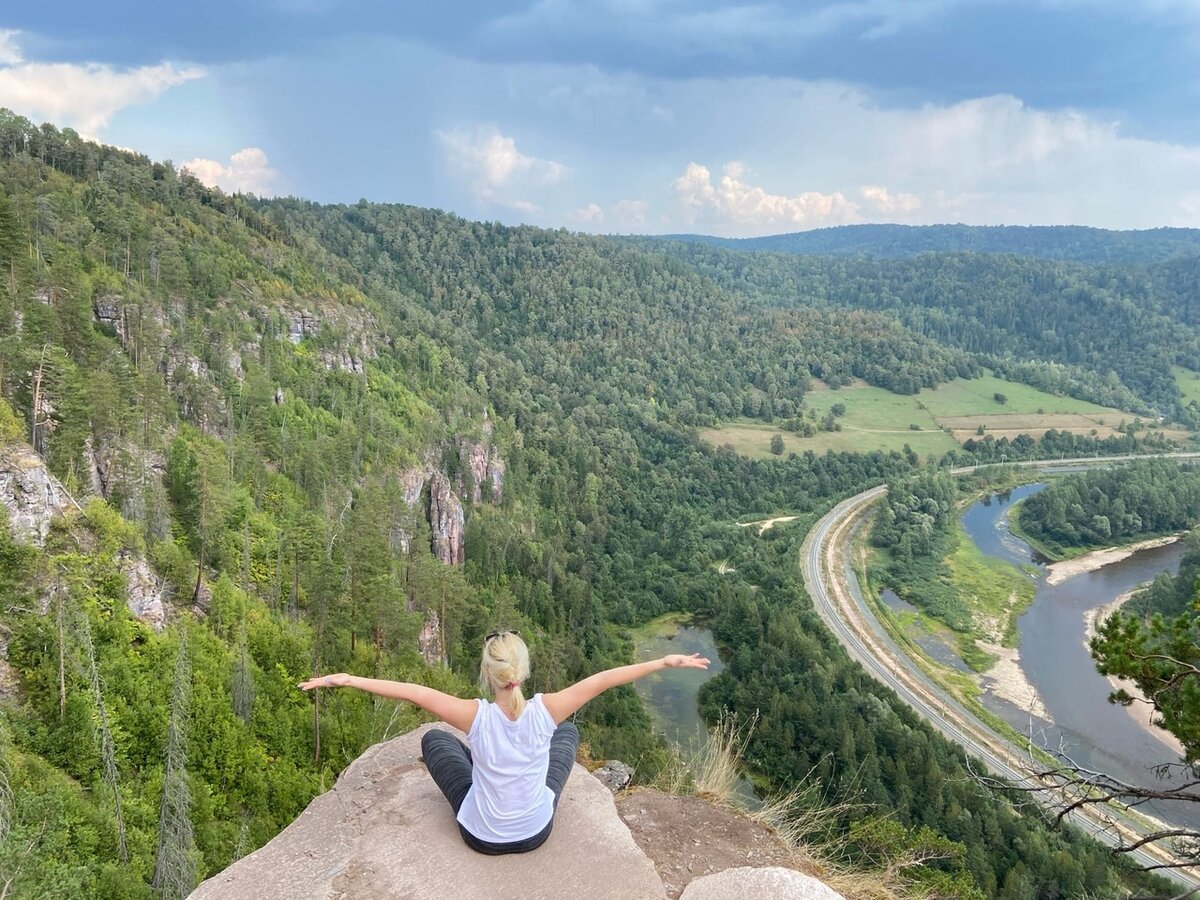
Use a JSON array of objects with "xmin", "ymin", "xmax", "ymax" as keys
[
  {"xmin": 29, "ymin": 343, "xmax": 49, "ymax": 455},
  {"xmin": 73, "ymin": 609, "xmax": 128, "ymax": 863},
  {"xmin": 230, "ymin": 636, "xmax": 255, "ymax": 725},
  {"xmin": 968, "ymin": 739, "xmax": 1200, "ymax": 878},
  {"xmin": 152, "ymin": 629, "xmax": 198, "ymax": 900}
]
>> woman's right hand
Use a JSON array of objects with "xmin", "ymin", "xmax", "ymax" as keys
[
  {"xmin": 298, "ymin": 672, "xmax": 352, "ymax": 691},
  {"xmin": 663, "ymin": 653, "xmax": 710, "ymax": 670}
]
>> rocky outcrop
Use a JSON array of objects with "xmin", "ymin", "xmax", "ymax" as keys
[
  {"xmin": 189, "ymin": 723, "xmax": 667, "ymax": 900},
  {"xmin": 615, "ymin": 791, "xmax": 827, "ymax": 900},
  {"xmin": 319, "ymin": 349, "xmax": 365, "ymax": 374},
  {"xmin": 456, "ymin": 413, "xmax": 506, "ymax": 504},
  {"xmin": 594, "ymin": 760, "xmax": 636, "ymax": 793},
  {"xmin": 680, "ymin": 868, "xmax": 843, "ymax": 900},
  {"xmin": 116, "ymin": 550, "xmax": 166, "ymax": 632},
  {"xmin": 428, "ymin": 472, "xmax": 464, "ymax": 565},
  {"xmin": 0, "ymin": 445, "xmax": 72, "ymax": 546},
  {"xmin": 276, "ymin": 303, "xmax": 378, "ymax": 374},
  {"xmin": 486, "ymin": 448, "xmax": 505, "ymax": 504},
  {"xmin": 93, "ymin": 294, "xmax": 127, "ymax": 341},
  {"xmin": 400, "ymin": 463, "xmax": 433, "ymax": 508},
  {"xmin": 417, "ymin": 609, "xmax": 443, "ymax": 666},
  {"xmin": 189, "ymin": 724, "xmax": 842, "ymax": 900},
  {"xmin": 460, "ymin": 438, "xmax": 489, "ymax": 502},
  {"xmin": 284, "ymin": 308, "xmax": 319, "ymax": 345},
  {"xmin": 0, "ymin": 445, "xmax": 167, "ymax": 631}
]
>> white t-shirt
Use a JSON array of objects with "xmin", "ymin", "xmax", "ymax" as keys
[{"xmin": 456, "ymin": 693, "xmax": 558, "ymax": 843}]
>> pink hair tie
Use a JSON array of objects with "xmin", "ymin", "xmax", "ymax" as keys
[{"xmin": 506, "ymin": 681, "xmax": 520, "ymax": 690}]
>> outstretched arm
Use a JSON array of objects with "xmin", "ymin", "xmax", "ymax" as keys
[
  {"xmin": 542, "ymin": 653, "xmax": 709, "ymax": 724},
  {"xmin": 299, "ymin": 673, "xmax": 478, "ymax": 733}
]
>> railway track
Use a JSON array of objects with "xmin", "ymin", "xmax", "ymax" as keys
[{"xmin": 797, "ymin": 454, "xmax": 1200, "ymax": 888}]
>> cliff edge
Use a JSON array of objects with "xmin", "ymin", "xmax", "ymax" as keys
[{"xmin": 190, "ymin": 723, "xmax": 843, "ymax": 900}]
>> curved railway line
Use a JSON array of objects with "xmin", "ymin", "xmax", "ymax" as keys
[{"xmin": 797, "ymin": 454, "xmax": 1200, "ymax": 889}]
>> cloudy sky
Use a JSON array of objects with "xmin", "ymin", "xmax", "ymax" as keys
[{"xmin": 1, "ymin": 1, "xmax": 1198, "ymax": 235}]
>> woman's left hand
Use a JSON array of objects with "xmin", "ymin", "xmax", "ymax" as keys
[
  {"xmin": 663, "ymin": 653, "xmax": 710, "ymax": 669},
  {"xmin": 298, "ymin": 672, "xmax": 352, "ymax": 691}
]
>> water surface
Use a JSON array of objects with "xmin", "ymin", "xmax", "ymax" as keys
[{"xmin": 961, "ymin": 484, "xmax": 1195, "ymax": 827}]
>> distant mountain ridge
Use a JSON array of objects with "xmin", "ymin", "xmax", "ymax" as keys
[{"xmin": 650, "ymin": 224, "xmax": 1200, "ymax": 264}]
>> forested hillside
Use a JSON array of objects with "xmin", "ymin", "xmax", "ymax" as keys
[
  {"xmin": 1016, "ymin": 459, "xmax": 1200, "ymax": 557},
  {"xmin": 657, "ymin": 223, "xmax": 1200, "ymax": 264},
  {"xmin": 0, "ymin": 110, "xmax": 1180, "ymax": 897},
  {"xmin": 650, "ymin": 241, "xmax": 1200, "ymax": 421}
]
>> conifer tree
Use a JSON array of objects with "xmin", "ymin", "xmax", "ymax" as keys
[{"xmin": 152, "ymin": 629, "xmax": 198, "ymax": 900}]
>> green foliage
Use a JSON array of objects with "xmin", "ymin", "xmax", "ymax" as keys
[
  {"xmin": 649, "ymin": 223, "xmax": 1200, "ymax": 265},
  {"xmin": 0, "ymin": 398, "xmax": 22, "ymax": 443},
  {"xmin": 648, "ymin": 239, "xmax": 1200, "ymax": 421},
  {"xmin": 1017, "ymin": 459, "xmax": 1200, "ymax": 556},
  {"xmin": 698, "ymin": 531, "xmax": 1145, "ymax": 898},
  {"xmin": 0, "ymin": 110, "xmax": 1180, "ymax": 897},
  {"xmin": 1091, "ymin": 532, "xmax": 1200, "ymax": 761}
]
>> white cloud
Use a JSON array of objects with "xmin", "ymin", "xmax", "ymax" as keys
[
  {"xmin": 0, "ymin": 30, "xmax": 204, "ymax": 134},
  {"xmin": 574, "ymin": 202, "xmax": 605, "ymax": 223},
  {"xmin": 860, "ymin": 185, "xmax": 920, "ymax": 214},
  {"xmin": 0, "ymin": 30, "xmax": 22, "ymax": 66},
  {"xmin": 436, "ymin": 124, "xmax": 567, "ymax": 203},
  {"xmin": 611, "ymin": 198, "xmax": 650, "ymax": 226},
  {"xmin": 507, "ymin": 198, "xmax": 543, "ymax": 216},
  {"xmin": 570, "ymin": 198, "xmax": 651, "ymax": 230},
  {"xmin": 181, "ymin": 148, "xmax": 283, "ymax": 196},
  {"xmin": 674, "ymin": 161, "xmax": 860, "ymax": 228}
]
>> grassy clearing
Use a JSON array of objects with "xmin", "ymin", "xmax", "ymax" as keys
[
  {"xmin": 628, "ymin": 610, "xmax": 694, "ymax": 640},
  {"xmin": 699, "ymin": 370, "xmax": 1169, "ymax": 461},
  {"xmin": 1174, "ymin": 365, "xmax": 1200, "ymax": 407},
  {"xmin": 921, "ymin": 373, "xmax": 1117, "ymax": 417},
  {"xmin": 697, "ymin": 416, "xmax": 957, "ymax": 461},
  {"xmin": 944, "ymin": 526, "xmax": 1037, "ymax": 647}
]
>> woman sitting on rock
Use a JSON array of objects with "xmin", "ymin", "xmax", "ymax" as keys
[{"xmin": 300, "ymin": 630, "xmax": 709, "ymax": 855}]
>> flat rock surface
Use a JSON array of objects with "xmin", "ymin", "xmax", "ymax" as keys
[
  {"xmin": 190, "ymin": 723, "xmax": 665, "ymax": 900},
  {"xmin": 680, "ymin": 866, "xmax": 845, "ymax": 900},
  {"xmin": 615, "ymin": 790, "xmax": 817, "ymax": 899}
]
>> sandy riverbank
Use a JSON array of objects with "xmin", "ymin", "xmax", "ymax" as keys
[
  {"xmin": 978, "ymin": 641, "xmax": 1049, "ymax": 720},
  {"xmin": 1084, "ymin": 592, "xmax": 1186, "ymax": 758},
  {"xmin": 1044, "ymin": 535, "xmax": 1183, "ymax": 586}
]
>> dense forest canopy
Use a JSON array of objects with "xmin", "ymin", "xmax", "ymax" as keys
[
  {"xmin": 652, "ymin": 223, "xmax": 1200, "ymax": 264},
  {"xmin": 646, "ymin": 240, "xmax": 1200, "ymax": 421},
  {"xmin": 0, "ymin": 109, "xmax": 1186, "ymax": 897},
  {"xmin": 1016, "ymin": 460, "xmax": 1200, "ymax": 557}
]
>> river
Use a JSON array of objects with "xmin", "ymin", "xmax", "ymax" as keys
[
  {"xmin": 632, "ymin": 618, "xmax": 726, "ymax": 753},
  {"xmin": 631, "ymin": 616, "xmax": 759, "ymax": 806},
  {"xmin": 961, "ymin": 483, "xmax": 1198, "ymax": 828}
]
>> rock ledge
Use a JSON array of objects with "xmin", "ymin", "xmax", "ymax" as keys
[{"xmin": 189, "ymin": 723, "xmax": 665, "ymax": 899}]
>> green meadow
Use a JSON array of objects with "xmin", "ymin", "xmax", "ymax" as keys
[{"xmin": 700, "ymin": 371, "xmax": 1162, "ymax": 461}]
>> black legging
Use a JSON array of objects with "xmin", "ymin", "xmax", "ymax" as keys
[{"xmin": 421, "ymin": 722, "xmax": 580, "ymax": 855}]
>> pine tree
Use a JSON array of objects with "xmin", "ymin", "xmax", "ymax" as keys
[{"xmin": 152, "ymin": 629, "xmax": 199, "ymax": 900}]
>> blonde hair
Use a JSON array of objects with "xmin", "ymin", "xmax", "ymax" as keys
[{"xmin": 480, "ymin": 631, "xmax": 530, "ymax": 718}]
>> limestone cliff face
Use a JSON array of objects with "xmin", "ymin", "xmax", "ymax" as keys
[
  {"xmin": 0, "ymin": 445, "xmax": 72, "ymax": 546},
  {"xmin": 428, "ymin": 472, "xmax": 465, "ymax": 566},
  {"xmin": 397, "ymin": 417, "xmax": 506, "ymax": 567},
  {"xmin": 277, "ymin": 303, "xmax": 379, "ymax": 375},
  {"xmin": 188, "ymin": 723, "xmax": 844, "ymax": 900},
  {"xmin": 115, "ymin": 550, "xmax": 166, "ymax": 632},
  {"xmin": 0, "ymin": 444, "xmax": 166, "ymax": 632},
  {"xmin": 417, "ymin": 609, "xmax": 444, "ymax": 667},
  {"xmin": 456, "ymin": 412, "xmax": 505, "ymax": 504}
]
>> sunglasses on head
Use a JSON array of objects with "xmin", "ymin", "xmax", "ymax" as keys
[{"xmin": 485, "ymin": 629, "xmax": 520, "ymax": 642}]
